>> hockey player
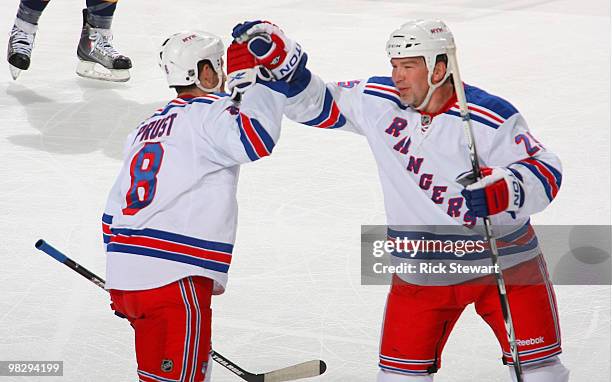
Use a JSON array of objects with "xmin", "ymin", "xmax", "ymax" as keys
[
  {"xmin": 231, "ymin": 20, "xmax": 569, "ymax": 382},
  {"xmin": 102, "ymin": 31, "xmax": 288, "ymax": 381},
  {"xmin": 7, "ymin": 0, "xmax": 132, "ymax": 81}
]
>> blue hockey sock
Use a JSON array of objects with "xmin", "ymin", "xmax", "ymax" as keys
[
  {"xmin": 86, "ymin": 0, "xmax": 117, "ymax": 29},
  {"xmin": 17, "ymin": 0, "xmax": 50, "ymax": 25}
]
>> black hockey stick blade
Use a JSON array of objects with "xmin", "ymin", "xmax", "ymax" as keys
[{"xmin": 35, "ymin": 239, "xmax": 327, "ymax": 381}]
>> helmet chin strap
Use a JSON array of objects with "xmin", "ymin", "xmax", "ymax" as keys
[{"xmin": 414, "ymin": 70, "xmax": 451, "ymax": 111}]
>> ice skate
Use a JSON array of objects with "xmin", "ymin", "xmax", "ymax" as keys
[
  {"xmin": 7, "ymin": 18, "xmax": 37, "ymax": 80},
  {"xmin": 76, "ymin": 9, "xmax": 131, "ymax": 82}
]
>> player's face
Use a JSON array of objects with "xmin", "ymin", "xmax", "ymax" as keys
[{"xmin": 391, "ymin": 57, "xmax": 430, "ymax": 107}]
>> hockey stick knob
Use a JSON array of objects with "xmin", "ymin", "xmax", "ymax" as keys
[{"xmin": 35, "ymin": 239, "xmax": 68, "ymax": 263}]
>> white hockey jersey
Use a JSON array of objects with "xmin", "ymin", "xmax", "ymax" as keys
[
  {"xmin": 103, "ymin": 84, "xmax": 286, "ymax": 294},
  {"xmin": 285, "ymin": 73, "xmax": 563, "ymax": 285}
]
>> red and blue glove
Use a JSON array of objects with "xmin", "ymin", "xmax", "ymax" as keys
[
  {"xmin": 226, "ymin": 41, "xmax": 258, "ymax": 101},
  {"xmin": 231, "ymin": 20, "xmax": 307, "ymax": 82},
  {"xmin": 458, "ymin": 167, "xmax": 525, "ymax": 217},
  {"xmin": 227, "ymin": 39, "xmax": 277, "ymax": 101}
]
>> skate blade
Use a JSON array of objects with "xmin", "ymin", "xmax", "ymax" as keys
[
  {"xmin": 76, "ymin": 60, "xmax": 130, "ymax": 82},
  {"xmin": 9, "ymin": 64, "xmax": 22, "ymax": 80}
]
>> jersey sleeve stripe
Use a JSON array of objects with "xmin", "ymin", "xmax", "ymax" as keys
[
  {"xmin": 237, "ymin": 125, "xmax": 259, "ymax": 161},
  {"xmin": 512, "ymin": 161, "xmax": 554, "ymax": 201},
  {"xmin": 303, "ymin": 89, "xmax": 346, "ymax": 129},
  {"xmin": 364, "ymin": 77, "xmax": 407, "ymax": 109},
  {"xmin": 467, "ymin": 103, "xmax": 505, "ymax": 124},
  {"xmin": 365, "ymin": 84, "xmax": 400, "ymax": 96},
  {"xmin": 535, "ymin": 158, "xmax": 562, "ymax": 188},
  {"xmin": 250, "ymin": 118, "xmax": 276, "ymax": 153},
  {"xmin": 523, "ymin": 159, "xmax": 560, "ymax": 196},
  {"xmin": 237, "ymin": 113, "xmax": 271, "ymax": 160},
  {"xmin": 363, "ymin": 90, "xmax": 406, "ymax": 109},
  {"xmin": 513, "ymin": 159, "xmax": 559, "ymax": 200},
  {"xmin": 446, "ymin": 107, "xmax": 502, "ymax": 129}
]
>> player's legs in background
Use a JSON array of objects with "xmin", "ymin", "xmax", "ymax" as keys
[
  {"xmin": 474, "ymin": 255, "xmax": 569, "ymax": 382},
  {"xmin": 377, "ymin": 276, "xmax": 466, "ymax": 381},
  {"xmin": 76, "ymin": 0, "xmax": 132, "ymax": 82},
  {"xmin": 7, "ymin": 0, "xmax": 49, "ymax": 79},
  {"xmin": 110, "ymin": 276, "xmax": 214, "ymax": 382}
]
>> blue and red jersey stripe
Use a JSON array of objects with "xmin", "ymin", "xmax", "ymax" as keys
[
  {"xmin": 102, "ymin": 214, "xmax": 113, "ymax": 244},
  {"xmin": 237, "ymin": 113, "xmax": 275, "ymax": 161},
  {"xmin": 153, "ymin": 94, "xmax": 224, "ymax": 117},
  {"xmin": 303, "ymin": 88, "xmax": 347, "ymax": 129},
  {"xmin": 512, "ymin": 158, "xmax": 562, "ymax": 201},
  {"xmin": 104, "ymin": 226, "xmax": 234, "ymax": 274},
  {"xmin": 364, "ymin": 77, "xmax": 407, "ymax": 110}
]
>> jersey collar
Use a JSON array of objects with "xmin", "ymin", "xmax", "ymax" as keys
[{"xmin": 418, "ymin": 91, "xmax": 458, "ymax": 128}]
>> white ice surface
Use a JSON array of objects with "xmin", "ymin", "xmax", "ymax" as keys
[{"xmin": 0, "ymin": 0, "xmax": 610, "ymax": 381}]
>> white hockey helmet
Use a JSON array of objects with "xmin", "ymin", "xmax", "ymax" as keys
[
  {"xmin": 158, "ymin": 31, "xmax": 225, "ymax": 92},
  {"xmin": 386, "ymin": 20, "xmax": 455, "ymax": 109}
]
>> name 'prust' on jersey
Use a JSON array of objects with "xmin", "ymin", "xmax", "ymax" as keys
[{"xmin": 133, "ymin": 113, "xmax": 178, "ymax": 143}]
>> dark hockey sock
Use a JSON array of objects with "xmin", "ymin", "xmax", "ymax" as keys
[
  {"xmin": 17, "ymin": 0, "xmax": 50, "ymax": 25},
  {"xmin": 86, "ymin": 0, "xmax": 117, "ymax": 29}
]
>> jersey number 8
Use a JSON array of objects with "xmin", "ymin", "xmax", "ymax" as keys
[{"xmin": 122, "ymin": 143, "xmax": 164, "ymax": 216}]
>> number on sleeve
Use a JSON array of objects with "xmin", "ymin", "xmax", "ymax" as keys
[
  {"xmin": 122, "ymin": 142, "xmax": 164, "ymax": 215},
  {"xmin": 515, "ymin": 133, "xmax": 541, "ymax": 156}
]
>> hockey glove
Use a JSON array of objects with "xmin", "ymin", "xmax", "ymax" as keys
[
  {"xmin": 226, "ymin": 41, "xmax": 272, "ymax": 101},
  {"xmin": 458, "ymin": 167, "xmax": 525, "ymax": 217},
  {"xmin": 232, "ymin": 20, "xmax": 306, "ymax": 82}
]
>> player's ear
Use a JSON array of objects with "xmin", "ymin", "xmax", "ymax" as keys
[
  {"xmin": 199, "ymin": 61, "xmax": 218, "ymax": 89},
  {"xmin": 432, "ymin": 58, "xmax": 448, "ymax": 85}
]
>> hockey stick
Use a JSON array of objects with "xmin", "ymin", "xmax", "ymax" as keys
[
  {"xmin": 446, "ymin": 50, "xmax": 524, "ymax": 381},
  {"xmin": 34, "ymin": 239, "xmax": 327, "ymax": 382}
]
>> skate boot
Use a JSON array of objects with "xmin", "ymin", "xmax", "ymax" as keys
[
  {"xmin": 7, "ymin": 18, "xmax": 38, "ymax": 80},
  {"xmin": 76, "ymin": 9, "xmax": 131, "ymax": 82}
]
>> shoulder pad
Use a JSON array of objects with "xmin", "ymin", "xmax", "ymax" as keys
[{"xmin": 445, "ymin": 84, "xmax": 518, "ymax": 129}]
